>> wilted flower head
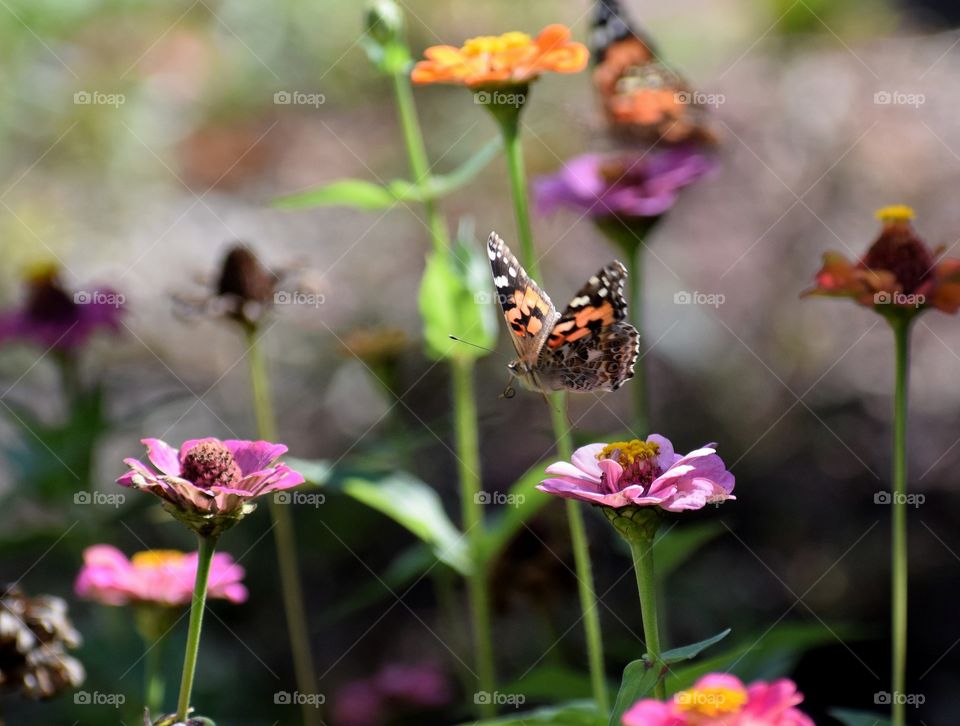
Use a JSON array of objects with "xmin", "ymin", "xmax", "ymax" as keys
[
  {"xmin": 535, "ymin": 148, "xmax": 715, "ymax": 221},
  {"xmin": 0, "ymin": 586, "xmax": 85, "ymax": 700},
  {"xmin": 412, "ymin": 25, "xmax": 588, "ymax": 88},
  {"xmin": 0, "ymin": 264, "xmax": 123, "ymax": 351},
  {"xmin": 623, "ymin": 673, "xmax": 813, "ymax": 726},
  {"xmin": 804, "ymin": 205, "xmax": 960, "ymax": 316},
  {"xmin": 538, "ymin": 435, "xmax": 734, "ymax": 513},
  {"xmin": 118, "ymin": 438, "xmax": 304, "ymax": 538},
  {"xmin": 76, "ymin": 544, "xmax": 247, "ymax": 608}
]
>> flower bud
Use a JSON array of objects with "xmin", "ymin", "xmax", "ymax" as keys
[{"xmin": 365, "ymin": 0, "xmax": 405, "ymax": 47}]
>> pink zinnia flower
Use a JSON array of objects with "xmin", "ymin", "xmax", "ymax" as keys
[
  {"xmin": 118, "ymin": 437, "xmax": 304, "ymax": 537},
  {"xmin": 538, "ymin": 435, "xmax": 734, "ymax": 512},
  {"xmin": 623, "ymin": 673, "xmax": 813, "ymax": 726},
  {"xmin": 333, "ymin": 662, "xmax": 451, "ymax": 726},
  {"xmin": 75, "ymin": 545, "xmax": 247, "ymax": 608},
  {"xmin": 0, "ymin": 265, "xmax": 123, "ymax": 351}
]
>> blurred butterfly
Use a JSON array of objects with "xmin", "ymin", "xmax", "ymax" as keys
[
  {"xmin": 487, "ymin": 231, "xmax": 639, "ymax": 396},
  {"xmin": 592, "ymin": 0, "xmax": 717, "ymax": 147}
]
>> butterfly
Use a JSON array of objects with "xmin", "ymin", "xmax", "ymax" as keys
[
  {"xmin": 487, "ymin": 231, "xmax": 639, "ymax": 395},
  {"xmin": 591, "ymin": 0, "xmax": 717, "ymax": 147}
]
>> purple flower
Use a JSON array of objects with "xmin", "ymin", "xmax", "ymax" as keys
[
  {"xmin": 534, "ymin": 147, "xmax": 715, "ymax": 220},
  {"xmin": 538, "ymin": 435, "xmax": 734, "ymax": 512},
  {"xmin": 333, "ymin": 662, "xmax": 451, "ymax": 726},
  {"xmin": 118, "ymin": 437, "xmax": 305, "ymax": 537},
  {"xmin": 0, "ymin": 266, "xmax": 123, "ymax": 351}
]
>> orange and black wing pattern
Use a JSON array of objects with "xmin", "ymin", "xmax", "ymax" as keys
[{"xmin": 591, "ymin": 0, "xmax": 717, "ymax": 148}]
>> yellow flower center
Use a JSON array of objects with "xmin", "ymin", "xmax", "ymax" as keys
[
  {"xmin": 463, "ymin": 32, "xmax": 532, "ymax": 56},
  {"xmin": 875, "ymin": 204, "xmax": 915, "ymax": 223},
  {"xmin": 674, "ymin": 685, "xmax": 748, "ymax": 717},
  {"xmin": 23, "ymin": 259, "xmax": 60, "ymax": 285},
  {"xmin": 132, "ymin": 550, "xmax": 187, "ymax": 569},
  {"xmin": 597, "ymin": 440, "xmax": 660, "ymax": 467}
]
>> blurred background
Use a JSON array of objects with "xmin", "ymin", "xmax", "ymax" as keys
[{"xmin": 2, "ymin": 0, "xmax": 960, "ymax": 722}]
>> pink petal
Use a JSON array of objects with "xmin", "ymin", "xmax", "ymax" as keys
[
  {"xmin": 141, "ymin": 438, "xmax": 181, "ymax": 477},
  {"xmin": 570, "ymin": 443, "xmax": 606, "ymax": 479},
  {"xmin": 224, "ymin": 439, "xmax": 288, "ymax": 475}
]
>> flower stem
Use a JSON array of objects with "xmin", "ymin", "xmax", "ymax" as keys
[
  {"xmin": 497, "ymin": 106, "xmax": 609, "ymax": 712},
  {"xmin": 392, "ymin": 68, "xmax": 448, "ymax": 255},
  {"xmin": 628, "ymin": 536, "xmax": 665, "ymax": 700},
  {"xmin": 890, "ymin": 315, "xmax": 912, "ymax": 726},
  {"xmin": 175, "ymin": 534, "xmax": 217, "ymax": 721},
  {"xmin": 143, "ymin": 635, "xmax": 164, "ymax": 715},
  {"xmin": 452, "ymin": 357, "xmax": 496, "ymax": 717},
  {"xmin": 625, "ymin": 241, "xmax": 647, "ymax": 435},
  {"xmin": 389, "ymin": 67, "xmax": 495, "ymax": 714},
  {"xmin": 246, "ymin": 327, "xmax": 320, "ymax": 726}
]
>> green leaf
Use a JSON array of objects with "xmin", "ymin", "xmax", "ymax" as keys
[
  {"xmin": 477, "ymin": 460, "xmax": 554, "ymax": 564},
  {"xmin": 274, "ymin": 179, "xmax": 398, "ymax": 211},
  {"xmin": 501, "ymin": 664, "xmax": 597, "ymax": 702},
  {"xmin": 460, "ymin": 701, "xmax": 605, "ymax": 726},
  {"xmin": 339, "ymin": 471, "xmax": 471, "ymax": 574},
  {"xmin": 609, "ymin": 659, "xmax": 661, "ymax": 726},
  {"xmin": 658, "ymin": 629, "xmax": 731, "ymax": 665},
  {"xmin": 829, "ymin": 709, "xmax": 893, "ymax": 726},
  {"xmin": 390, "ymin": 137, "xmax": 501, "ymax": 202},
  {"xmin": 418, "ymin": 227, "xmax": 496, "ymax": 360}
]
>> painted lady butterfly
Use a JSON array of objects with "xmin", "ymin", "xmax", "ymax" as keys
[
  {"xmin": 592, "ymin": 0, "xmax": 717, "ymax": 147},
  {"xmin": 487, "ymin": 231, "xmax": 639, "ymax": 394}
]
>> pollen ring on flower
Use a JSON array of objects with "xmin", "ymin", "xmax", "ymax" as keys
[
  {"xmin": 131, "ymin": 550, "xmax": 187, "ymax": 568},
  {"xmin": 875, "ymin": 204, "xmax": 915, "ymax": 222}
]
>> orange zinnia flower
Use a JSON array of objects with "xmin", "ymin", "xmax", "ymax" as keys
[
  {"xmin": 411, "ymin": 24, "xmax": 588, "ymax": 88},
  {"xmin": 803, "ymin": 205, "xmax": 960, "ymax": 315}
]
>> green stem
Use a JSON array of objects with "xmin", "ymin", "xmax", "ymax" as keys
[
  {"xmin": 246, "ymin": 327, "xmax": 321, "ymax": 726},
  {"xmin": 628, "ymin": 536, "xmax": 665, "ymax": 700},
  {"xmin": 143, "ymin": 636, "xmax": 164, "ymax": 715},
  {"xmin": 499, "ymin": 112, "xmax": 609, "ymax": 712},
  {"xmin": 392, "ymin": 68, "xmax": 448, "ymax": 254},
  {"xmin": 890, "ymin": 315, "xmax": 911, "ymax": 726},
  {"xmin": 452, "ymin": 357, "xmax": 496, "ymax": 717},
  {"xmin": 175, "ymin": 534, "xmax": 217, "ymax": 721},
  {"xmin": 625, "ymin": 242, "xmax": 647, "ymax": 435}
]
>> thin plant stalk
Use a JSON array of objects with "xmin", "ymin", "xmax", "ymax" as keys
[
  {"xmin": 246, "ymin": 328, "xmax": 320, "ymax": 726},
  {"xmin": 143, "ymin": 635, "xmax": 164, "ymax": 715},
  {"xmin": 628, "ymin": 537, "xmax": 665, "ymax": 700},
  {"xmin": 497, "ymin": 110, "xmax": 610, "ymax": 713},
  {"xmin": 890, "ymin": 315, "xmax": 911, "ymax": 726},
  {"xmin": 175, "ymin": 534, "xmax": 217, "ymax": 721},
  {"xmin": 391, "ymin": 64, "xmax": 495, "ymax": 714}
]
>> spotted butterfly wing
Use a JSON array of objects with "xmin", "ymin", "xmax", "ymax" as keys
[
  {"xmin": 592, "ymin": 0, "xmax": 716, "ymax": 147},
  {"xmin": 538, "ymin": 261, "xmax": 639, "ymax": 392}
]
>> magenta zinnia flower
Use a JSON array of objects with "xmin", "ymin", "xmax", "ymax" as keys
[
  {"xmin": 75, "ymin": 545, "xmax": 247, "ymax": 607},
  {"xmin": 0, "ymin": 265, "xmax": 123, "ymax": 351},
  {"xmin": 118, "ymin": 437, "xmax": 304, "ymax": 537},
  {"xmin": 623, "ymin": 673, "xmax": 813, "ymax": 726},
  {"xmin": 538, "ymin": 435, "xmax": 734, "ymax": 512},
  {"xmin": 534, "ymin": 147, "xmax": 714, "ymax": 220}
]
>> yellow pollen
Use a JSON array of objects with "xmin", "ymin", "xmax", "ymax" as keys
[
  {"xmin": 875, "ymin": 205, "xmax": 915, "ymax": 223},
  {"xmin": 674, "ymin": 686, "xmax": 748, "ymax": 717},
  {"xmin": 463, "ymin": 32, "xmax": 532, "ymax": 56},
  {"xmin": 132, "ymin": 550, "xmax": 187, "ymax": 568},
  {"xmin": 23, "ymin": 259, "xmax": 60, "ymax": 284},
  {"xmin": 597, "ymin": 440, "xmax": 660, "ymax": 467}
]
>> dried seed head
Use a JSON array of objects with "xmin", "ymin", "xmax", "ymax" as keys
[{"xmin": 180, "ymin": 441, "xmax": 242, "ymax": 489}]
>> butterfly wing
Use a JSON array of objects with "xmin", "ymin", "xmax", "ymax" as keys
[
  {"xmin": 487, "ymin": 232, "xmax": 558, "ymax": 367},
  {"xmin": 538, "ymin": 260, "xmax": 639, "ymax": 392},
  {"xmin": 591, "ymin": 0, "xmax": 716, "ymax": 147}
]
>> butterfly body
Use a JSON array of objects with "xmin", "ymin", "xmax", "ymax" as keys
[{"xmin": 487, "ymin": 232, "xmax": 639, "ymax": 394}]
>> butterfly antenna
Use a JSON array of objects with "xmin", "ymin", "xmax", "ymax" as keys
[{"xmin": 448, "ymin": 335, "xmax": 496, "ymax": 354}]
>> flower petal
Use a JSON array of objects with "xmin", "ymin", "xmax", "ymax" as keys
[{"xmin": 142, "ymin": 438, "xmax": 181, "ymax": 477}]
